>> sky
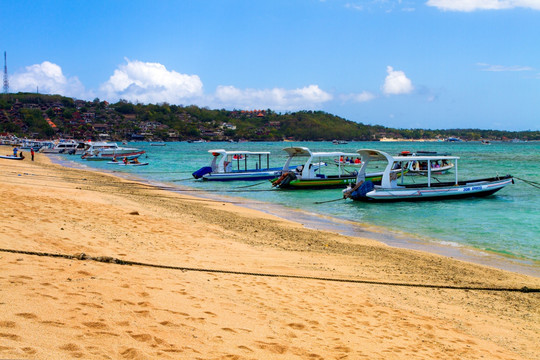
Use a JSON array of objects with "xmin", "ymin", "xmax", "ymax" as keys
[{"xmin": 2, "ymin": 0, "xmax": 539, "ymax": 131}]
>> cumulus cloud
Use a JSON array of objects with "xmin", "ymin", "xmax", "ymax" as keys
[
  {"xmin": 10, "ymin": 61, "xmax": 89, "ymax": 98},
  {"xmin": 212, "ymin": 84, "xmax": 333, "ymax": 111},
  {"xmin": 99, "ymin": 59, "xmax": 203, "ymax": 104},
  {"xmin": 426, "ymin": 0, "xmax": 540, "ymax": 12},
  {"xmin": 382, "ymin": 66, "xmax": 413, "ymax": 95}
]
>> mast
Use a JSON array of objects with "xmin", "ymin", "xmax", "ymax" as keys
[{"xmin": 3, "ymin": 51, "xmax": 8, "ymax": 94}]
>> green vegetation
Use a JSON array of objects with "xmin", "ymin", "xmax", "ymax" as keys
[{"xmin": 1, "ymin": 93, "xmax": 538, "ymax": 141}]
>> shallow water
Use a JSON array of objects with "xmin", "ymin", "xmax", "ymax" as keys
[{"xmin": 53, "ymin": 141, "xmax": 540, "ymax": 276}]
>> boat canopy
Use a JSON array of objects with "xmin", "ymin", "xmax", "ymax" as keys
[
  {"xmin": 355, "ymin": 149, "xmax": 460, "ymax": 188},
  {"xmin": 281, "ymin": 147, "xmax": 359, "ymax": 178},
  {"xmin": 207, "ymin": 149, "xmax": 272, "ymax": 172}
]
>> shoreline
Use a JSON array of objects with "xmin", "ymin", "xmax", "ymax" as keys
[
  {"xmin": 49, "ymin": 153, "xmax": 539, "ymax": 277},
  {"xmin": 1, "ymin": 147, "xmax": 539, "ymax": 359}
]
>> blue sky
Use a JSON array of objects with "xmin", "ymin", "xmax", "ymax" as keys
[{"xmin": 2, "ymin": 0, "xmax": 539, "ymax": 131}]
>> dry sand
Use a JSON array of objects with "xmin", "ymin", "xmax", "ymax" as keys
[{"xmin": 0, "ymin": 145, "xmax": 539, "ymax": 359}]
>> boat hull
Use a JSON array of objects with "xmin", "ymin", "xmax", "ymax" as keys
[
  {"xmin": 202, "ymin": 169, "xmax": 283, "ymax": 181},
  {"xmin": 82, "ymin": 150, "xmax": 145, "ymax": 161},
  {"xmin": 273, "ymin": 171, "xmax": 402, "ymax": 189},
  {"xmin": 349, "ymin": 176, "xmax": 513, "ymax": 202},
  {"xmin": 0, "ymin": 155, "xmax": 24, "ymax": 160}
]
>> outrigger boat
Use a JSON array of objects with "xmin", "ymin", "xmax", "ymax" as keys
[
  {"xmin": 343, "ymin": 149, "xmax": 513, "ymax": 202},
  {"xmin": 271, "ymin": 147, "xmax": 404, "ymax": 189},
  {"xmin": 192, "ymin": 149, "xmax": 296, "ymax": 181}
]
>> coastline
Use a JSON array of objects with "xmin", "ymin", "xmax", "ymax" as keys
[
  {"xmin": 53, "ymin": 153, "xmax": 537, "ymax": 278},
  {"xmin": 1, "ymin": 146, "xmax": 539, "ymax": 359}
]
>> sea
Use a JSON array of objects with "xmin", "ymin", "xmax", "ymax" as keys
[{"xmin": 51, "ymin": 141, "xmax": 540, "ymax": 277}]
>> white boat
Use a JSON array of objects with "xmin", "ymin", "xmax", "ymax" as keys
[
  {"xmin": 192, "ymin": 149, "xmax": 295, "ymax": 181},
  {"xmin": 81, "ymin": 142, "xmax": 145, "ymax": 161},
  {"xmin": 343, "ymin": 149, "xmax": 513, "ymax": 202},
  {"xmin": 272, "ymin": 147, "xmax": 402, "ymax": 189},
  {"xmin": 40, "ymin": 139, "xmax": 85, "ymax": 154},
  {"xmin": 399, "ymin": 151, "xmax": 454, "ymax": 175}
]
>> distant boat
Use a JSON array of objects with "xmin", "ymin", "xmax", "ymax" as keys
[
  {"xmin": 332, "ymin": 140, "xmax": 348, "ymax": 145},
  {"xmin": 446, "ymin": 137, "xmax": 462, "ymax": 142},
  {"xmin": 81, "ymin": 142, "xmax": 145, "ymax": 161},
  {"xmin": 40, "ymin": 139, "xmax": 85, "ymax": 154},
  {"xmin": 399, "ymin": 151, "xmax": 454, "ymax": 175},
  {"xmin": 150, "ymin": 142, "xmax": 166, "ymax": 146}
]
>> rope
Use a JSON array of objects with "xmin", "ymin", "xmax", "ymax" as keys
[
  {"xmin": 0, "ymin": 248, "xmax": 537, "ymax": 293},
  {"xmin": 234, "ymin": 181, "xmax": 269, "ymax": 188},
  {"xmin": 514, "ymin": 176, "xmax": 540, "ymax": 190},
  {"xmin": 314, "ymin": 198, "xmax": 345, "ymax": 204}
]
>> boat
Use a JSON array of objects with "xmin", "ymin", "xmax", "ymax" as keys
[
  {"xmin": 39, "ymin": 139, "xmax": 85, "ymax": 154},
  {"xmin": 150, "ymin": 142, "xmax": 166, "ymax": 146},
  {"xmin": 108, "ymin": 160, "xmax": 149, "ymax": 166},
  {"xmin": 19, "ymin": 140, "xmax": 44, "ymax": 152},
  {"xmin": 192, "ymin": 149, "xmax": 295, "ymax": 181},
  {"xmin": 399, "ymin": 150, "xmax": 454, "ymax": 175},
  {"xmin": 343, "ymin": 149, "xmax": 513, "ymax": 202},
  {"xmin": 0, "ymin": 154, "xmax": 24, "ymax": 160},
  {"xmin": 271, "ymin": 147, "xmax": 403, "ymax": 189},
  {"xmin": 81, "ymin": 142, "xmax": 145, "ymax": 161},
  {"xmin": 332, "ymin": 140, "xmax": 348, "ymax": 145}
]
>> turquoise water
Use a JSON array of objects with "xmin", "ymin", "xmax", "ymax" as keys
[{"xmin": 56, "ymin": 141, "xmax": 540, "ymax": 274}]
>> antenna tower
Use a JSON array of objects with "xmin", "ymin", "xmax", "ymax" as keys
[{"xmin": 3, "ymin": 51, "xmax": 8, "ymax": 94}]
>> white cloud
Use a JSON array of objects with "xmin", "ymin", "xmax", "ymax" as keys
[
  {"xmin": 345, "ymin": 3, "xmax": 364, "ymax": 11},
  {"xmin": 340, "ymin": 91, "xmax": 376, "ymax": 103},
  {"xmin": 99, "ymin": 58, "xmax": 203, "ymax": 103},
  {"xmin": 213, "ymin": 84, "xmax": 333, "ymax": 110},
  {"xmin": 10, "ymin": 61, "xmax": 89, "ymax": 98},
  {"xmin": 426, "ymin": 0, "xmax": 540, "ymax": 12},
  {"xmin": 477, "ymin": 63, "xmax": 534, "ymax": 71},
  {"xmin": 382, "ymin": 66, "xmax": 414, "ymax": 95}
]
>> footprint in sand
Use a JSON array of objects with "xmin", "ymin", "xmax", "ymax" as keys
[
  {"xmin": 82, "ymin": 321, "xmax": 108, "ymax": 330},
  {"xmin": 0, "ymin": 332, "xmax": 20, "ymax": 341},
  {"xmin": 15, "ymin": 312, "xmax": 38, "ymax": 319}
]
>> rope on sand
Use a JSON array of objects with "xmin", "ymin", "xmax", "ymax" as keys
[{"xmin": 1, "ymin": 248, "xmax": 537, "ymax": 293}]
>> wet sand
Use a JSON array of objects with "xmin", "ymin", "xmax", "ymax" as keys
[{"xmin": 1, "ymin": 145, "xmax": 539, "ymax": 359}]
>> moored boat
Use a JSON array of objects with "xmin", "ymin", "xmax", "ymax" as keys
[
  {"xmin": 192, "ymin": 149, "xmax": 295, "ymax": 181},
  {"xmin": 81, "ymin": 142, "xmax": 145, "ymax": 160},
  {"xmin": 271, "ymin": 147, "xmax": 404, "ymax": 189},
  {"xmin": 40, "ymin": 139, "xmax": 85, "ymax": 154},
  {"xmin": 343, "ymin": 149, "xmax": 513, "ymax": 202}
]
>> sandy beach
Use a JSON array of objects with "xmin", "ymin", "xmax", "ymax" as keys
[{"xmin": 0, "ymin": 146, "xmax": 538, "ymax": 359}]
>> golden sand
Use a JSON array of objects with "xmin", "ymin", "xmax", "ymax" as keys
[{"xmin": 0, "ymin": 146, "xmax": 538, "ymax": 359}]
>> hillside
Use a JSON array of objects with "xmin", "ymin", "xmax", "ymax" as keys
[{"xmin": 1, "ymin": 93, "xmax": 538, "ymax": 141}]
